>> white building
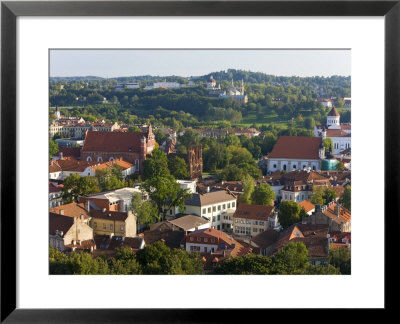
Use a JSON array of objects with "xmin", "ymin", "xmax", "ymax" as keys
[
  {"xmin": 182, "ymin": 190, "xmax": 237, "ymax": 231},
  {"xmin": 267, "ymin": 136, "xmax": 325, "ymax": 173},
  {"xmin": 314, "ymin": 107, "xmax": 351, "ymax": 155},
  {"xmin": 177, "ymin": 180, "xmax": 197, "ymax": 194}
]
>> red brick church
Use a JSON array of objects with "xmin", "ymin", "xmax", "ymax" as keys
[{"xmin": 80, "ymin": 125, "xmax": 155, "ymax": 174}]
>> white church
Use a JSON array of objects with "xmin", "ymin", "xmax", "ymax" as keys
[{"xmin": 314, "ymin": 107, "xmax": 351, "ymax": 154}]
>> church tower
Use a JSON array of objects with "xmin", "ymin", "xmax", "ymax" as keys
[
  {"xmin": 55, "ymin": 106, "xmax": 61, "ymax": 120},
  {"xmin": 326, "ymin": 107, "xmax": 340, "ymax": 129}
]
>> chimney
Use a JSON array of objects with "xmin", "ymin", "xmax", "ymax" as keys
[
  {"xmin": 60, "ymin": 152, "xmax": 63, "ymax": 159},
  {"xmin": 206, "ymin": 186, "xmax": 210, "ymax": 193},
  {"xmin": 102, "ymin": 208, "xmax": 106, "ymax": 213},
  {"xmin": 334, "ymin": 204, "xmax": 340, "ymax": 216},
  {"xmin": 59, "ymin": 209, "xmax": 64, "ymax": 215},
  {"xmin": 85, "ymin": 201, "xmax": 90, "ymax": 212},
  {"xmin": 80, "ymin": 214, "xmax": 84, "ymax": 220}
]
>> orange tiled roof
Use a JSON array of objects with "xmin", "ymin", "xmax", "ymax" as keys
[
  {"xmin": 299, "ymin": 200, "xmax": 315, "ymax": 213},
  {"xmin": 328, "ymin": 107, "xmax": 340, "ymax": 116},
  {"xmin": 322, "ymin": 202, "xmax": 351, "ymax": 224}
]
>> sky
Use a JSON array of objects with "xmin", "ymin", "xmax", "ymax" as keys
[{"xmin": 50, "ymin": 49, "xmax": 351, "ymax": 78}]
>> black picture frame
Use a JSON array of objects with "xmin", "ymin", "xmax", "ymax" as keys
[{"xmin": 1, "ymin": 0, "xmax": 397, "ymax": 321}]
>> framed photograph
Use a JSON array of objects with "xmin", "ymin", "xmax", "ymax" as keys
[{"xmin": 1, "ymin": 0, "xmax": 397, "ymax": 321}]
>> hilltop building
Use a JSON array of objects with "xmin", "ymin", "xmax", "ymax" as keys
[{"xmin": 314, "ymin": 107, "xmax": 351, "ymax": 154}]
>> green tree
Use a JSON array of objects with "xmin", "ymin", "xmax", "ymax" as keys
[
  {"xmin": 62, "ymin": 174, "xmax": 100, "ymax": 203},
  {"xmin": 142, "ymin": 149, "xmax": 170, "ymax": 180},
  {"xmin": 339, "ymin": 185, "xmax": 351, "ymax": 211},
  {"xmin": 336, "ymin": 161, "xmax": 346, "ymax": 171},
  {"xmin": 219, "ymin": 164, "xmax": 248, "ymax": 181},
  {"xmin": 95, "ymin": 167, "xmax": 126, "ymax": 192},
  {"xmin": 251, "ymin": 183, "xmax": 275, "ymax": 206},
  {"xmin": 329, "ymin": 247, "xmax": 351, "ymax": 274},
  {"xmin": 134, "ymin": 241, "xmax": 204, "ymax": 274},
  {"xmin": 223, "ymin": 133, "xmax": 241, "ymax": 147},
  {"xmin": 304, "ymin": 117, "xmax": 315, "ymax": 130},
  {"xmin": 131, "ymin": 192, "xmax": 160, "ymax": 228},
  {"xmin": 278, "ymin": 200, "xmax": 302, "ymax": 229},
  {"xmin": 306, "ymin": 264, "xmax": 340, "ymax": 274},
  {"xmin": 128, "ymin": 126, "xmax": 141, "ymax": 132},
  {"xmin": 239, "ymin": 174, "xmax": 255, "ymax": 204},
  {"xmin": 168, "ymin": 156, "xmax": 189, "ymax": 179},
  {"xmin": 212, "ymin": 254, "xmax": 273, "ymax": 274},
  {"xmin": 140, "ymin": 174, "xmax": 192, "ymax": 220},
  {"xmin": 323, "ymin": 138, "xmax": 333, "ymax": 153},
  {"xmin": 178, "ymin": 129, "xmax": 201, "ymax": 149},
  {"xmin": 310, "ymin": 186, "xmax": 325, "ymax": 205},
  {"xmin": 109, "ymin": 247, "xmax": 141, "ymax": 274},
  {"xmin": 272, "ymin": 242, "xmax": 309, "ymax": 274},
  {"xmin": 49, "ymin": 139, "xmax": 59, "ymax": 159},
  {"xmin": 323, "ymin": 188, "xmax": 337, "ymax": 204}
]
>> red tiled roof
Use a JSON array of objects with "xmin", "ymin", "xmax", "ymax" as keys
[
  {"xmin": 326, "ymin": 129, "xmax": 351, "ymax": 137},
  {"xmin": 50, "ymin": 202, "xmax": 90, "ymax": 219},
  {"xmin": 54, "ymin": 147, "xmax": 81, "ymax": 159},
  {"xmin": 268, "ymin": 136, "xmax": 322, "ymax": 160},
  {"xmin": 233, "ymin": 204, "xmax": 274, "ymax": 221},
  {"xmin": 89, "ymin": 210, "xmax": 129, "ymax": 222},
  {"xmin": 50, "ymin": 158, "xmax": 100, "ymax": 172},
  {"xmin": 82, "ymin": 131, "xmax": 145, "ymax": 153},
  {"xmin": 328, "ymin": 107, "xmax": 340, "ymax": 117}
]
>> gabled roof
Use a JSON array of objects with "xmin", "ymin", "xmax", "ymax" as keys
[
  {"xmin": 50, "ymin": 202, "xmax": 90, "ymax": 219},
  {"xmin": 50, "ymin": 158, "xmax": 100, "ymax": 172},
  {"xmin": 322, "ymin": 203, "xmax": 351, "ymax": 224},
  {"xmin": 185, "ymin": 190, "xmax": 236, "ymax": 207},
  {"xmin": 89, "ymin": 210, "xmax": 129, "ymax": 222},
  {"xmin": 233, "ymin": 204, "xmax": 274, "ymax": 221},
  {"xmin": 299, "ymin": 200, "xmax": 316, "ymax": 213},
  {"xmin": 49, "ymin": 212, "xmax": 74, "ymax": 236},
  {"xmin": 268, "ymin": 136, "xmax": 322, "ymax": 160},
  {"xmin": 82, "ymin": 130, "xmax": 146, "ymax": 153},
  {"xmin": 326, "ymin": 129, "xmax": 351, "ymax": 137},
  {"xmin": 251, "ymin": 228, "xmax": 280, "ymax": 249}
]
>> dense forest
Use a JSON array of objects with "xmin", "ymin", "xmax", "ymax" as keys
[{"xmin": 49, "ymin": 69, "xmax": 351, "ymax": 130}]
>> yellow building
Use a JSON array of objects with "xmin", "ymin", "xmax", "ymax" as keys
[{"xmin": 90, "ymin": 210, "xmax": 137, "ymax": 237}]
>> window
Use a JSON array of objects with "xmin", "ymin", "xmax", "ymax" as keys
[
  {"xmin": 94, "ymin": 222, "xmax": 97, "ymax": 229},
  {"xmin": 208, "ymin": 207, "xmax": 211, "ymax": 213},
  {"xmin": 232, "ymin": 202, "xmax": 235, "ymax": 208},
  {"xmin": 103, "ymin": 223, "xmax": 106, "ymax": 229},
  {"xmin": 227, "ymin": 203, "xmax": 231, "ymax": 208},
  {"xmin": 273, "ymin": 164, "xmax": 277, "ymax": 168},
  {"xmin": 217, "ymin": 225, "xmax": 220, "ymax": 230},
  {"xmin": 223, "ymin": 204, "xmax": 226, "ymax": 209},
  {"xmin": 110, "ymin": 224, "xmax": 113, "ymax": 230},
  {"xmin": 213, "ymin": 216, "xmax": 216, "ymax": 222},
  {"xmin": 204, "ymin": 238, "xmax": 208, "ymax": 243},
  {"xmin": 213, "ymin": 206, "xmax": 216, "ymax": 212},
  {"xmin": 170, "ymin": 209, "xmax": 172, "ymax": 215},
  {"xmin": 217, "ymin": 215, "xmax": 220, "ymax": 221},
  {"xmin": 197, "ymin": 237, "xmax": 201, "ymax": 242},
  {"xmin": 259, "ymin": 221, "xmax": 264, "ymax": 226},
  {"xmin": 253, "ymin": 228, "xmax": 258, "ymax": 232},
  {"xmin": 218, "ymin": 205, "xmax": 221, "ymax": 211},
  {"xmin": 203, "ymin": 208, "xmax": 206, "ymax": 214}
]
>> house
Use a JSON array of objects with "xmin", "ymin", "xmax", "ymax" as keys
[
  {"xmin": 182, "ymin": 189, "xmax": 237, "ymax": 231},
  {"xmin": 49, "ymin": 182, "xmax": 63, "ymax": 208},
  {"xmin": 80, "ymin": 126, "xmax": 155, "ymax": 172},
  {"xmin": 140, "ymin": 227, "xmax": 186, "ymax": 249},
  {"xmin": 250, "ymin": 228, "xmax": 281, "ymax": 256},
  {"xmin": 303, "ymin": 202, "xmax": 351, "ymax": 232},
  {"xmin": 274, "ymin": 223, "xmax": 330, "ymax": 265},
  {"xmin": 79, "ymin": 187, "xmax": 143, "ymax": 213},
  {"xmin": 328, "ymin": 232, "xmax": 351, "ymax": 249},
  {"xmin": 314, "ymin": 107, "xmax": 351, "ymax": 154},
  {"xmin": 167, "ymin": 214, "xmax": 210, "ymax": 233},
  {"xmin": 49, "ymin": 206, "xmax": 94, "ymax": 252},
  {"xmin": 279, "ymin": 170, "xmax": 331, "ymax": 203},
  {"xmin": 89, "ymin": 209, "xmax": 137, "ymax": 238},
  {"xmin": 267, "ymin": 136, "xmax": 325, "ymax": 173},
  {"xmin": 299, "ymin": 200, "xmax": 316, "ymax": 215},
  {"xmin": 90, "ymin": 158, "xmax": 136, "ymax": 179},
  {"xmin": 49, "ymin": 158, "xmax": 100, "ymax": 180},
  {"xmin": 232, "ymin": 204, "xmax": 276, "ymax": 238},
  {"xmin": 185, "ymin": 227, "xmax": 250, "ymax": 254}
]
